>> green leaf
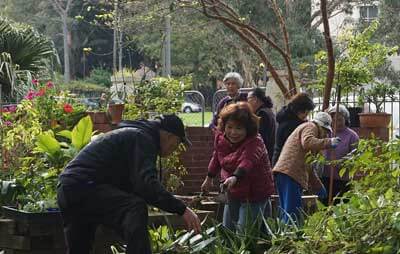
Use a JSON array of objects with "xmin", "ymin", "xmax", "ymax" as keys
[
  {"xmin": 57, "ymin": 130, "xmax": 72, "ymax": 141},
  {"xmin": 384, "ymin": 188, "xmax": 393, "ymax": 200},
  {"xmin": 71, "ymin": 115, "xmax": 93, "ymax": 150},
  {"xmin": 35, "ymin": 132, "xmax": 61, "ymax": 156}
]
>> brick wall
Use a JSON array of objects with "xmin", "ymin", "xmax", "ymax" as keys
[{"xmin": 179, "ymin": 127, "xmax": 215, "ymax": 195}]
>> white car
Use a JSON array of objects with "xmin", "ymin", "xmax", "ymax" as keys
[{"xmin": 181, "ymin": 101, "xmax": 202, "ymax": 113}]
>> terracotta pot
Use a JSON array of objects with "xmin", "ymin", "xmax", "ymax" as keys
[
  {"xmin": 358, "ymin": 112, "xmax": 392, "ymax": 128},
  {"xmin": 87, "ymin": 111, "xmax": 109, "ymax": 124},
  {"xmin": 107, "ymin": 104, "xmax": 125, "ymax": 125}
]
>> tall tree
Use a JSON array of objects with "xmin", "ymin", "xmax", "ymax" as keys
[{"xmin": 50, "ymin": 0, "xmax": 73, "ymax": 83}]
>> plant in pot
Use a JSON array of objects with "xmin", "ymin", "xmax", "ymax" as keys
[{"xmin": 358, "ymin": 61, "xmax": 400, "ymax": 128}]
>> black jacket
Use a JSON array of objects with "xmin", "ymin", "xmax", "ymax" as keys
[
  {"xmin": 256, "ymin": 106, "xmax": 276, "ymax": 163},
  {"xmin": 271, "ymin": 106, "xmax": 305, "ymax": 166},
  {"xmin": 59, "ymin": 119, "xmax": 186, "ymax": 215}
]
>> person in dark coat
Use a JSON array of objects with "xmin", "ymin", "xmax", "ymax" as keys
[
  {"xmin": 272, "ymin": 93, "xmax": 315, "ymax": 166},
  {"xmin": 57, "ymin": 114, "xmax": 201, "ymax": 254},
  {"xmin": 201, "ymin": 102, "xmax": 275, "ymax": 231},
  {"xmin": 210, "ymin": 72, "xmax": 247, "ymax": 129},
  {"xmin": 247, "ymin": 88, "xmax": 276, "ymax": 162}
]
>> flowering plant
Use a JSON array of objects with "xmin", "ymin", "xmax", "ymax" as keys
[{"xmin": 24, "ymin": 79, "xmax": 86, "ymax": 130}]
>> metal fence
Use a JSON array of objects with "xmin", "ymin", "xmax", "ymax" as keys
[
  {"xmin": 212, "ymin": 87, "xmax": 266, "ymax": 114},
  {"xmin": 210, "ymin": 87, "xmax": 400, "ymax": 138},
  {"xmin": 311, "ymin": 92, "xmax": 400, "ymax": 138},
  {"xmin": 180, "ymin": 90, "xmax": 206, "ymax": 127}
]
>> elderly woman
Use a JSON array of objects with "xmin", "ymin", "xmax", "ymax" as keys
[
  {"xmin": 201, "ymin": 102, "xmax": 275, "ymax": 231},
  {"xmin": 320, "ymin": 105, "xmax": 359, "ymax": 205},
  {"xmin": 247, "ymin": 88, "xmax": 276, "ymax": 162},
  {"xmin": 210, "ymin": 72, "xmax": 248, "ymax": 129},
  {"xmin": 273, "ymin": 112, "xmax": 341, "ymax": 223},
  {"xmin": 272, "ymin": 93, "xmax": 315, "ymax": 166}
]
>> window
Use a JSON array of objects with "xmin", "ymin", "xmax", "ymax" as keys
[{"xmin": 360, "ymin": 5, "xmax": 378, "ymax": 21}]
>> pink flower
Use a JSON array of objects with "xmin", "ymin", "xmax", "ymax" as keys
[
  {"xmin": 24, "ymin": 90, "xmax": 36, "ymax": 100},
  {"xmin": 46, "ymin": 81, "xmax": 54, "ymax": 88},
  {"xmin": 63, "ymin": 103, "xmax": 74, "ymax": 113},
  {"xmin": 8, "ymin": 105, "xmax": 16, "ymax": 113},
  {"xmin": 4, "ymin": 121, "xmax": 12, "ymax": 126},
  {"xmin": 32, "ymin": 79, "xmax": 39, "ymax": 86},
  {"xmin": 1, "ymin": 107, "xmax": 9, "ymax": 113}
]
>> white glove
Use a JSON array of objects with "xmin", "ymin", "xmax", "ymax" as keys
[{"xmin": 330, "ymin": 137, "xmax": 341, "ymax": 148}]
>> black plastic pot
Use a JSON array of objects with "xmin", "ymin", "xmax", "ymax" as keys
[{"xmin": 347, "ymin": 107, "xmax": 363, "ymax": 127}]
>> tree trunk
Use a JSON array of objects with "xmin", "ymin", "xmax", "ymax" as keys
[
  {"xmin": 113, "ymin": 0, "xmax": 118, "ymax": 72},
  {"xmin": 62, "ymin": 14, "xmax": 70, "ymax": 83},
  {"xmin": 321, "ymin": 0, "xmax": 335, "ymax": 110},
  {"xmin": 119, "ymin": 30, "xmax": 123, "ymax": 72},
  {"xmin": 165, "ymin": 16, "xmax": 171, "ymax": 76}
]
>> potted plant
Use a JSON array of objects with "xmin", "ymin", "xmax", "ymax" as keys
[
  {"xmin": 87, "ymin": 92, "xmax": 110, "ymax": 125},
  {"xmin": 108, "ymin": 100, "xmax": 125, "ymax": 125},
  {"xmin": 358, "ymin": 61, "xmax": 400, "ymax": 128}
]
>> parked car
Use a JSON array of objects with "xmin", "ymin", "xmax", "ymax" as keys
[
  {"xmin": 78, "ymin": 98, "xmax": 100, "ymax": 110},
  {"xmin": 181, "ymin": 101, "xmax": 202, "ymax": 113}
]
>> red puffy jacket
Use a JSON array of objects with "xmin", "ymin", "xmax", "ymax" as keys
[{"xmin": 208, "ymin": 131, "xmax": 275, "ymax": 202}]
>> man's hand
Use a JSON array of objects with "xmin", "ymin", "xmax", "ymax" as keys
[
  {"xmin": 200, "ymin": 176, "xmax": 213, "ymax": 193},
  {"xmin": 182, "ymin": 207, "xmax": 201, "ymax": 234},
  {"xmin": 222, "ymin": 176, "xmax": 237, "ymax": 191}
]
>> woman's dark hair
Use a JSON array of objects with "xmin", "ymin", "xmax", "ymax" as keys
[
  {"xmin": 217, "ymin": 102, "xmax": 259, "ymax": 137},
  {"xmin": 288, "ymin": 93, "xmax": 315, "ymax": 114},
  {"xmin": 250, "ymin": 88, "xmax": 273, "ymax": 108}
]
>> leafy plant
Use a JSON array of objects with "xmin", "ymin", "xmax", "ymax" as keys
[
  {"xmin": 85, "ymin": 67, "xmax": 112, "ymax": 87},
  {"xmin": 123, "ymin": 76, "xmax": 191, "ymax": 192},
  {"xmin": 314, "ymin": 21, "xmax": 397, "ymax": 98},
  {"xmin": 0, "ymin": 17, "xmax": 57, "ymax": 101},
  {"xmin": 2, "ymin": 116, "xmax": 95, "ymax": 212},
  {"xmin": 267, "ymin": 137, "xmax": 400, "ymax": 253}
]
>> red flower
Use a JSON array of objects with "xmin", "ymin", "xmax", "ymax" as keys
[
  {"xmin": 32, "ymin": 79, "xmax": 39, "ymax": 86},
  {"xmin": 63, "ymin": 103, "xmax": 74, "ymax": 113},
  {"xmin": 46, "ymin": 81, "xmax": 54, "ymax": 88},
  {"xmin": 35, "ymin": 88, "xmax": 46, "ymax": 97}
]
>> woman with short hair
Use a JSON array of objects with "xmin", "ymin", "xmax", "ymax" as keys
[
  {"xmin": 210, "ymin": 72, "xmax": 247, "ymax": 129},
  {"xmin": 201, "ymin": 102, "xmax": 275, "ymax": 231}
]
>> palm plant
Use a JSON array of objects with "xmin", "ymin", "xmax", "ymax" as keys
[{"xmin": 0, "ymin": 17, "xmax": 58, "ymax": 101}]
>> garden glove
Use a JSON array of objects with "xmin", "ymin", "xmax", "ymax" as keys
[
  {"xmin": 330, "ymin": 137, "xmax": 341, "ymax": 148},
  {"xmin": 316, "ymin": 186, "xmax": 327, "ymax": 199},
  {"xmin": 222, "ymin": 176, "xmax": 237, "ymax": 191}
]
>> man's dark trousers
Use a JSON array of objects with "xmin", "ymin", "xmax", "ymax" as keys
[{"xmin": 57, "ymin": 184, "xmax": 151, "ymax": 254}]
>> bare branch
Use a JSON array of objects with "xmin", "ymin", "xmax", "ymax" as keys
[
  {"xmin": 200, "ymin": 0, "xmax": 290, "ymax": 98},
  {"xmin": 269, "ymin": 0, "xmax": 296, "ymax": 94},
  {"xmin": 51, "ymin": 0, "xmax": 64, "ymax": 16}
]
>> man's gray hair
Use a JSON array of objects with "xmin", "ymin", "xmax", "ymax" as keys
[{"xmin": 223, "ymin": 72, "xmax": 244, "ymax": 87}]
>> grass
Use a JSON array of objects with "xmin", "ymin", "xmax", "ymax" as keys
[{"xmin": 180, "ymin": 111, "xmax": 213, "ymax": 127}]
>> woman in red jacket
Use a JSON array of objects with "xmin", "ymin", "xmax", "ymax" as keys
[{"xmin": 201, "ymin": 102, "xmax": 275, "ymax": 231}]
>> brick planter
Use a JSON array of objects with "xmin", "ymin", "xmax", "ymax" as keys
[
  {"xmin": 0, "ymin": 206, "xmax": 213, "ymax": 254},
  {"xmin": 0, "ymin": 207, "xmax": 65, "ymax": 254}
]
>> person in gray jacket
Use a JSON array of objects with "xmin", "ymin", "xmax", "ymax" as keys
[{"xmin": 57, "ymin": 114, "xmax": 201, "ymax": 254}]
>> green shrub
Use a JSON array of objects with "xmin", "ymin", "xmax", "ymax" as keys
[
  {"xmin": 58, "ymin": 80, "xmax": 108, "ymax": 97},
  {"xmin": 85, "ymin": 67, "xmax": 112, "ymax": 87}
]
